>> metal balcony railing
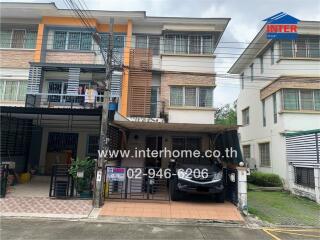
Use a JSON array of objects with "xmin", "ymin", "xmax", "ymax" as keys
[{"xmin": 25, "ymin": 93, "xmax": 105, "ymax": 109}]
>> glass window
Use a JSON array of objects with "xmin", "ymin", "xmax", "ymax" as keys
[
  {"xmin": 189, "ymin": 35, "xmax": 201, "ymax": 54},
  {"xmin": 260, "ymin": 56, "xmax": 264, "ymax": 74},
  {"xmin": 53, "ymin": 31, "xmax": 67, "ymax": 50},
  {"xmin": 283, "ymin": 89, "xmax": 299, "ymax": 110},
  {"xmin": 242, "ymin": 108, "xmax": 249, "ymax": 125},
  {"xmin": 11, "ymin": 29, "xmax": 26, "ymax": 48},
  {"xmin": 164, "ymin": 35, "xmax": 175, "ymax": 53},
  {"xmin": 170, "ymin": 86, "xmax": 183, "ymax": 106},
  {"xmin": 148, "ymin": 36, "xmax": 160, "ymax": 55},
  {"xmin": 240, "ymin": 73, "xmax": 244, "ymax": 89},
  {"xmin": 3, "ymin": 81, "xmax": 18, "ymax": 100},
  {"xmin": 68, "ymin": 32, "xmax": 81, "ymax": 50},
  {"xmin": 114, "ymin": 35, "xmax": 125, "ymax": 49},
  {"xmin": 199, "ymin": 87, "xmax": 212, "ymax": 107},
  {"xmin": 295, "ymin": 167, "xmax": 315, "ymax": 188},
  {"xmin": 172, "ymin": 137, "xmax": 201, "ymax": 151},
  {"xmin": 250, "ymin": 64, "xmax": 254, "ymax": 81},
  {"xmin": 203, "ymin": 35, "xmax": 213, "ymax": 54},
  {"xmin": 99, "ymin": 33, "xmax": 109, "ymax": 49},
  {"xmin": 300, "ymin": 89, "xmax": 314, "ymax": 110},
  {"xmin": 262, "ymin": 99, "xmax": 266, "ymax": 127},
  {"xmin": 273, "ymin": 93, "xmax": 277, "ymax": 123},
  {"xmin": 175, "ymin": 35, "xmax": 188, "ymax": 54},
  {"xmin": 87, "ymin": 135, "xmax": 99, "ymax": 156},
  {"xmin": 0, "ymin": 30, "xmax": 12, "ymax": 48},
  {"xmin": 270, "ymin": 45, "xmax": 274, "ymax": 65},
  {"xmin": 309, "ymin": 37, "xmax": 320, "ymax": 58},
  {"xmin": 17, "ymin": 81, "xmax": 27, "ymax": 101},
  {"xmin": 314, "ymin": 90, "xmax": 320, "ymax": 111},
  {"xmin": 242, "ymin": 145, "xmax": 250, "ymax": 160},
  {"xmin": 150, "ymin": 87, "xmax": 159, "ymax": 118},
  {"xmin": 25, "ymin": 31, "xmax": 37, "ymax": 49},
  {"xmin": 136, "ymin": 35, "xmax": 148, "ymax": 49},
  {"xmin": 259, "ymin": 142, "xmax": 270, "ymax": 167},
  {"xmin": 281, "ymin": 40, "xmax": 293, "ymax": 57},
  {"xmin": 80, "ymin": 32, "xmax": 92, "ymax": 50},
  {"xmin": 185, "ymin": 87, "xmax": 197, "ymax": 106},
  {"xmin": 296, "ymin": 37, "xmax": 307, "ymax": 58}
]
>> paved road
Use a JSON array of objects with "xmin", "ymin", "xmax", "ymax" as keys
[{"xmin": 1, "ymin": 218, "xmax": 318, "ymax": 240}]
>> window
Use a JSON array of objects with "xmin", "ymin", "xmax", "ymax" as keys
[
  {"xmin": 0, "ymin": 80, "xmax": 27, "ymax": 101},
  {"xmin": 250, "ymin": 64, "xmax": 254, "ymax": 81},
  {"xmin": 240, "ymin": 73, "xmax": 244, "ymax": 90},
  {"xmin": 87, "ymin": 135, "xmax": 99, "ymax": 156},
  {"xmin": 199, "ymin": 87, "xmax": 213, "ymax": 107},
  {"xmin": 283, "ymin": 89, "xmax": 320, "ymax": 111},
  {"xmin": 315, "ymin": 90, "xmax": 320, "ymax": 111},
  {"xmin": 53, "ymin": 31, "xmax": 93, "ymax": 50},
  {"xmin": 260, "ymin": 56, "xmax": 264, "ymax": 74},
  {"xmin": 259, "ymin": 142, "xmax": 270, "ymax": 167},
  {"xmin": 242, "ymin": 145, "xmax": 250, "ymax": 160},
  {"xmin": 170, "ymin": 86, "xmax": 213, "ymax": 108},
  {"xmin": 135, "ymin": 35, "xmax": 160, "ymax": 55},
  {"xmin": 300, "ymin": 89, "xmax": 314, "ymax": 110},
  {"xmin": 270, "ymin": 45, "xmax": 274, "ymax": 65},
  {"xmin": 280, "ymin": 36, "xmax": 320, "ymax": 58},
  {"xmin": 170, "ymin": 86, "xmax": 183, "ymax": 106},
  {"xmin": 0, "ymin": 29, "xmax": 37, "ymax": 49},
  {"xmin": 172, "ymin": 136, "xmax": 201, "ymax": 151},
  {"xmin": 100, "ymin": 34, "xmax": 125, "ymax": 50},
  {"xmin": 185, "ymin": 87, "xmax": 197, "ymax": 106},
  {"xmin": 283, "ymin": 89, "xmax": 299, "ymax": 110},
  {"xmin": 189, "ymin": 35, "xmax": 201, "ymax": 54},
  {"xmin": 53, "ymin": 31, "xmax": 67, "ymax": 50},
  {"xmin": 273, "ymin": 93, "xmax": 277, "ymax": 123},
  {"xmin": 164, "ymin": 34, "xmax": 215, "ymax": 55},
  {"xmin": 242, "ymin": 107, "xmax": 249, "ymax": 125},
  {"xmin": 295, "ymin": 167, "xmax": 315, "ymax": 188},
  {"xmin": 262, "ymin": 99, "xmax": 266, "ymax": 127}
]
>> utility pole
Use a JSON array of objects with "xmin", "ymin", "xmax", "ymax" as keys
[{"xmin": 93, "ymin": 17, "xmax": 114, "ymax": 208}]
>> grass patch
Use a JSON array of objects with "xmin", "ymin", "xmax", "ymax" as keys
[{"xmin": 248, "ymin": 190, "xmax": 320, "ymax": 226}]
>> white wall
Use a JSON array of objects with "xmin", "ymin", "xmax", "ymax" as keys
[{"xmin": 168, "ymin": 108, "xmax": 215, "ymax": 124}]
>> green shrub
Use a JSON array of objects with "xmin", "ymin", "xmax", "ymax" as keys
[{"xmin": 247, "ymin": 171, "xmax": 283, "ymax": 187}]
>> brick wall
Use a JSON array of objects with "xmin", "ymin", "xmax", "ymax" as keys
[
  {"xmin": 0, "ymin": 49, "xmax": 34, "ymax": 69},
  {"xmin": 160, "ymin": 72, "xmax": 215, "ymax": 110},
  {"xmin": 261, "ymin": 76, "xmax": 320, "ymax": 99},
  {"xmin": 45, "ymin": 51, "xmax": 96, "ymax": 64}
]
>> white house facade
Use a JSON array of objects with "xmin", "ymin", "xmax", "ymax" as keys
[{"xmin": 229, "ymin": 21, "xmax": 320, "ymax": 203}]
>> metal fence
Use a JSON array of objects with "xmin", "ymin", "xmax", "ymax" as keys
[{"xmin": 105, "ymin": 166, "xmax": 169, "ymax": 201}]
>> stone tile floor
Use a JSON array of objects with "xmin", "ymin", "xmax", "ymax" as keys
[
  {"xmin": 100, "ymin": 200, "xmax": 244, "ymax": 222},
  {"xmin": 0, "ymin": 196, "xmax": 92, "ymax": 218}
]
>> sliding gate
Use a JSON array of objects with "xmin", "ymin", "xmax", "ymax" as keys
[{"xmin": 105, "ymin": 167, "xmax": 169, "ymax": 201}]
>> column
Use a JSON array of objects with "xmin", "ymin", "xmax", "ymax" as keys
[{"xmin": 237, "ymin": 166, "xmax": 248, "ymax": 212}]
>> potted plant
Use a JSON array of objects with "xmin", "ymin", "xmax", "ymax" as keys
[{"xmin": 69, "ymin": 157, "xmax": 95, "ymax": 198}]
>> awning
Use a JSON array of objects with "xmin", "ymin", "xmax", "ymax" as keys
[{"xmin": 113, "ymin": 120, "xmax": 239, "ymax": 133}]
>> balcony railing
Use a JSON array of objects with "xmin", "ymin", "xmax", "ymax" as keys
[{"xmin": 26, "ymin": 93, "xmax": 105, "ymax": 109}]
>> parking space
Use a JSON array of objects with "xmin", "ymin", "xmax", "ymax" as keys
[{"xmin": 99, "ymin": 199, "xmax": 243, "ymax": 222}]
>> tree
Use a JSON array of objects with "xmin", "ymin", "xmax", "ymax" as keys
[{"xmin": 215, "ymin": 103, "xmax": 237, "ymax": 126}]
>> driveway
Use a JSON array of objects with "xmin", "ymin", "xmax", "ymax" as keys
[{"xmin": 100, "ymin": 199, "xmax": 243, "ymax": 222}]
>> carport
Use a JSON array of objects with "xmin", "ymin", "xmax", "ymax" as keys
[{"xmin": 102, "ymin": 120, "xmax": 247, "ymax": 219}]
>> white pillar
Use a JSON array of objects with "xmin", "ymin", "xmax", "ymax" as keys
[
  {"xmin": 237, "ymin": 167, "xmax": 247, "ymax": 213},
  {"xmin": 314, "ymin": 167, "xmax": 320, "ymax": 204},
  {"xmin": 288, "ymin": 164, "xmax": 295, "ymax": 193}
]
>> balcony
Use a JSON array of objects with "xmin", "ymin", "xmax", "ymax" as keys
[{"xmin": 25, "ymin": 93, "xmax": 106, "ymax": 109}]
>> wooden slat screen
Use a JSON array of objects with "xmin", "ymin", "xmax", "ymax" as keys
[{"xmin": 127, "ymin": 48, "xmax": 152, "ymax": 117}]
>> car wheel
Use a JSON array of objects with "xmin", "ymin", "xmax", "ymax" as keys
[
  {"xmin": 215, "ymin": 191, "xmax": 225, "ymax": 203},
  {"xmin": 169, "ymin": 177, "xmax": 182, "ymax": 201}
]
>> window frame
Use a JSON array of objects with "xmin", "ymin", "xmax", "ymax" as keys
[
  {"xmin": 169, "ymin": 86, "xmax": 213, "ymax": 108},
  {"xmin": 280, "ymin": 36, "xmax": 320, "ymax": 59},
  {"xmin": 273, "ymin": 93, "xmax": 277, "ymax": 123},
  {"xmin": 242, "ymin": 145, "xmax": 251, "ymax": 160},
  {"xmin": 0, "ymin": 80, "xmax": 27, "ymax": 101},
  {"xmin": 282, "ymin": 89, "xmax": 320, "ymax": 111},
  {"xmin": 240, "ymin": 73, "xmax": 244, "ymax": 90},
  {"xmin": 262, "ymin": 99, "xmax": 266, "ymax": 127},
  {"xmin": 172, "ymin": 136, "xmax": 202, "ymax": 152},
  {"xmin": 259, "ymin": 142, "xmax": 271, "ymax": 167},
  {"xmin": 260, "ymin": 56, "xmax": 264, "ymax": 74},
  {"xmin": 53, "ymin": 30, "xmax": 93, "ymax": 51},
  {"xmin": 270, "ymin": 44, "xmax": 275, "ymax": 65},
  {"xmin": 242, "ymin": 107, "xmax": 250, "ymax": 125},
  {"xmin": 86, "ymin": 135, "xmax": 100, "ymax": 157},
  {"xmin": 294, "ymin": 167, "xmax": 315, "ymax": 188},
  {"xmin": 250, "ymin": 63, "xmax": 254, "ymax": 81}
]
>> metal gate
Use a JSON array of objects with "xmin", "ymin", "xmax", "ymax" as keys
[
  {"xmin": 105, "ymin": 166, "xmax": 169, "ymax": 201},
  {"xmin": 49, "ymin": 164, "xmax": 74, "ymax": 198}
]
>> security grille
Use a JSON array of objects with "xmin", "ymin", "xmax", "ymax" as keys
[{"xmin": 27, "ymin": 66, "xmax": 42, "ymax": 94}]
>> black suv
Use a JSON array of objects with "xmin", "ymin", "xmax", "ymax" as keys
[{"xmin": 169, "ymin": 158, "xmax": 225, "ymax": 202}]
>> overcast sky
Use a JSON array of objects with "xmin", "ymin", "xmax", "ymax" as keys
[{"xmin": 6, "ymin": 0, "xmax": 320, "ymax": 107}]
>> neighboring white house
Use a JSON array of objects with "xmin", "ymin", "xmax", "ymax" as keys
[{"xmin": 228, "ymin": 21, "xmax": 320, "ymax": 203}]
